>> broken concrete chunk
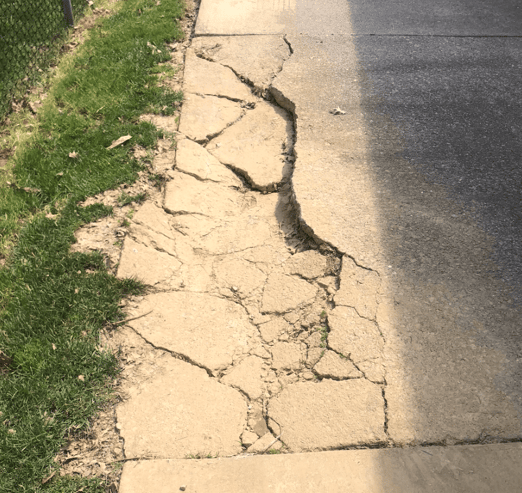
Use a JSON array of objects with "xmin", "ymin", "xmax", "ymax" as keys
[
  {"xmin": 314, "ymin": 350, "xmax": 362, "ymax": 379},
  {"xmin": 306, "ymin": 331, "xmax": 323, "ymax": 348},
  {"xmin": 116, "ymin": 357, "xmax": 246, "ymax": 458},
  {"xmin": 306, "ymin": 347, "xmax": 324, "ymax": 367},
  {"xmin": 191, "ymin": 36, "xmax": 291, "ymax": 92},
  {"xmin": 175, "ymin": 139, "xmax": 242, "ymax": 187},
  {"xmin": 248, "ymin": 407, "xmax": 269, "ymax": 437},
  {"xmin": 328, "ymin": 306, "xmax": 385, "ymax": 383},
  {"xmin": 184, "ymin": 49, "xmax": 254, "ymax": 102},
  {"xmin": 284, "ymin": 250, "xmax": 328, "ymax": 279},
  {"xmin": 126, "ymin": 292, "xmax": 256, "ymax": 375},
  {"xmin": 164, "ymin": 171, "xmax": 245, "ymax": 218},
  {"xmin": 241, "ymin": 244, "xmax": 291, "ymax": 272},
  {"xmin": 268, "ymin": 379, "xmax": 386, "ymax": 452},
  {"xmin": 262, "ymin": 273, "xmax": 318, "ymax": 313},
  {"xmin": 214, "ymin": 257, "xmax": 267, "ymax": 298},
  {"xmin": 221, "ymin": 356, "xmax": 265, "ymax": 400},
  {"xmin": 117, "ymin": 237, "xmax": 181, "ymax": 286},
  {"xmin": 207, "ymin": 101, "xmax": 293, "ymax": 191},
  {"xmin": 188, "ymin": 214, "xmax": 277, "ymax": 255},
  {"xmin": 247, "ymin": 432, "xmax": 282, "ymax": 453},
  {"xmin": 271, "ymin": 342, "xmax": 305, "ymax": 371},
  {"xmin": 336, "ymin": 256, "xmax": 381, "ymax": 320},
  {"xmin": 258, "ymin": 318, "xmax": 291, "ymax": 343},
  {"xmin": 251, "ymin": 345, "xmax": 271, "ymax": 359},
  {"xmin": 241, "ymin": 430, "xmax": 259, "ymax": 448},
  {"xmin": 178, "ymin": 94, "xmax": 242, "ymax": 142}
]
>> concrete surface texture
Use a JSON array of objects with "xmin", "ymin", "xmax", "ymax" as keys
[
  {"xmin": 119, "ymin": 443, "xmax": 522, "ymax": 493},
  {"xmin": 115, "ymin": 0, "xmax": 522, "ymax": 489}
]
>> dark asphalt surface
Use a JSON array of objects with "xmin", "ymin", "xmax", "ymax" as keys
[{"xmin": 350, "ymin": 1, "xmax": 522, "ymax": 302}]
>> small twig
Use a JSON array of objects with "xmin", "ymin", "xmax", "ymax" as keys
[
  {"xmin": 113, "ymin": 310, "xmax": 153, "ymax": 326},
  {"xmin": 107, "ymin": 455, "xmax": 153, "ymax": 465},
  {"xmin": 263, "ymin": 434, "xmax": 282, "ymax": 453},
  {"xmin": 263, "ymin": 417, "xmax": 283, "ymax": 453}
]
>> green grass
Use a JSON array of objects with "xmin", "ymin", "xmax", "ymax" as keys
[
  {"xmin": 0, "ymin": 0, "xmax": 185, "ymax": 490},
  {"xmin": 0, "ymin": 0, "xmax": 89, "ymax": 119}
]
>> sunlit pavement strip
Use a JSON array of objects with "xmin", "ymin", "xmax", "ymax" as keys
[{"xmin": 116, "ymin": 0, "xmax": 522, "ymax": 490}]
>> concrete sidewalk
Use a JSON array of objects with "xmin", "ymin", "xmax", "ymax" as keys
[{"xmin": 114, "ymin": 0, "xmax": 522, "ymax": 490}]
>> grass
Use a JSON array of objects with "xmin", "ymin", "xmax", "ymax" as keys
[
  {"xmin": 0, "ymin": 0, "xmax": 185, "ymax": 490},
  {"xmin": 0, "ymin": 0, "xmax": 89, "ymax": 119}
]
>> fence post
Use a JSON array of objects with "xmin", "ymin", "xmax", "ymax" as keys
[{"xmin": 62, "ymin": 0, "xmax": 74, "ymax": 26}]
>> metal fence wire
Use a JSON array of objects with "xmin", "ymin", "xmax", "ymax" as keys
[{"xmin": 0, "ymin": 0, "xmax": 88, "ymax": 120}]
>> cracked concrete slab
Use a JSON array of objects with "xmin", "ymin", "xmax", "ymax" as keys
[
  {"xmin": 283, "ymin": 249, "xmax": 328, "ymax": 279},
  {"xmin": 268, "ymin": 379, "xmax": 386, "ymax": 451},
  {"xmin": 262, "ymin": 273, "xmax": 318, "ymax": 314},
  {"xmin": 271, "ymin": 342, "xmax": 305, "ymax": 371},
  {"xmin": 164, "ymin": 171, "xmax": 246, "ymax": 218},
  {"xmin": 206, "ymin": 101, "xmax": 293, "ymax": 191},
  {"xmin": 214, "ymin": 257, "xmax": 267, "ymax": 299},
  {"xmin": 116, "ymin": 237, "xmax": 181, "ymax": 286},
  {"xmin": 328, "ymin": 306, "xmax": 385, "ymax": 383},
  {"xmin": 314, "ymin": 350, "xmax": 363, "ymax": 380},
  {"xmin": 336, "ymin": 256, "xmax": 380, "ymax": 320},
  {"xmin": 126, "ymin": 292, "xmax": 256, "ymax": 375},
  {"xmin": 178, "ymin": 93, "xmax": 242, "ymax": 142},
  {"xmin": 175, "ymin": 138, "xmax": 242, "ymax": 187},
  {"xmin": 184, "ymin": 49, "xmax": 255, "ymax": 103},
  {"xmin": 258, "ymin": 318, "xmax": 292, "ymax": 343},
  {"xmin": 191, "ymin": 36, "xmax": 291, "ymax": 93},
  {"xmin": 116, "ymin": 356, "xmax": 246, "ymax": 459},
  {"xmin": 221, "ymin": 356, "xmax": 266, "ymax": 401}
]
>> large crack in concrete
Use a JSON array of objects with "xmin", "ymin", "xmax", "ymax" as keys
[{"xmin": 113, "ymin": 33, "xmax": 389, "ymax": 460}]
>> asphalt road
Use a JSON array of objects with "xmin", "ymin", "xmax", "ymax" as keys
[{"xmin": 350, "ymin": 0, "xmax": 522, "ymax": 300}]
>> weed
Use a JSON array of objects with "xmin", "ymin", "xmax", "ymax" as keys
[
  {"xmin": 149, "ymin": 172, "xmax": 166, "ymax": 189},
  {"xmin": 117, "ymin": 192, "xmax": 147, "ymax": 207},
  {"xmin": 186, "ymin": 453, "xmax": 215, "ymax": 459},
  {"xmin": 317, "ymin": 326, "xmax": 328, "ymax": 348}
]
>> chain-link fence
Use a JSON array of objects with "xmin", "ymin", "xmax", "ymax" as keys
[{"xmin": 0, "ymin": 0, "xmax": 88, "ymax": 120}]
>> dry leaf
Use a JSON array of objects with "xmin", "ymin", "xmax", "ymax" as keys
[
  {"xmin": 52, "ymin": 344, "xmax": 57, "ymax": 350},
  {"xmin": 78, "ymin": 375, "xmax": 85, "ymax": 381},
  {"xmin": 107, "ymin": 135, "xmax": 131, "ymax": 150},
  {"xmin": 69, "ymin": 151, "xmax": 78, "ymax": 158},
  {"xmin": 56, "ymin": 172, "xmax": 64, "ymax": 176},
  {"xmin": 42, "ymin": 470, "xmax": 56, "ymax": 484}
]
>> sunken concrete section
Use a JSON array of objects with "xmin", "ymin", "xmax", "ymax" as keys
[
  {"xmin": 120, "ymin": 443, "xmax": 522, "ymax": 493},
  {"xmin": 206, "ymin": 101, "xmax": 294, "ymax": 191}
]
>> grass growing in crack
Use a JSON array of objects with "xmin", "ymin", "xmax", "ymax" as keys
[{"xmin": 0, "ymin": 0, "xmax": 184, "ymax": 490}]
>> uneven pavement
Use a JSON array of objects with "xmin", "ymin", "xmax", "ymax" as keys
[{"xmin": 114, "ymin": 0, "xmax": 522, "ymax": 490}]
